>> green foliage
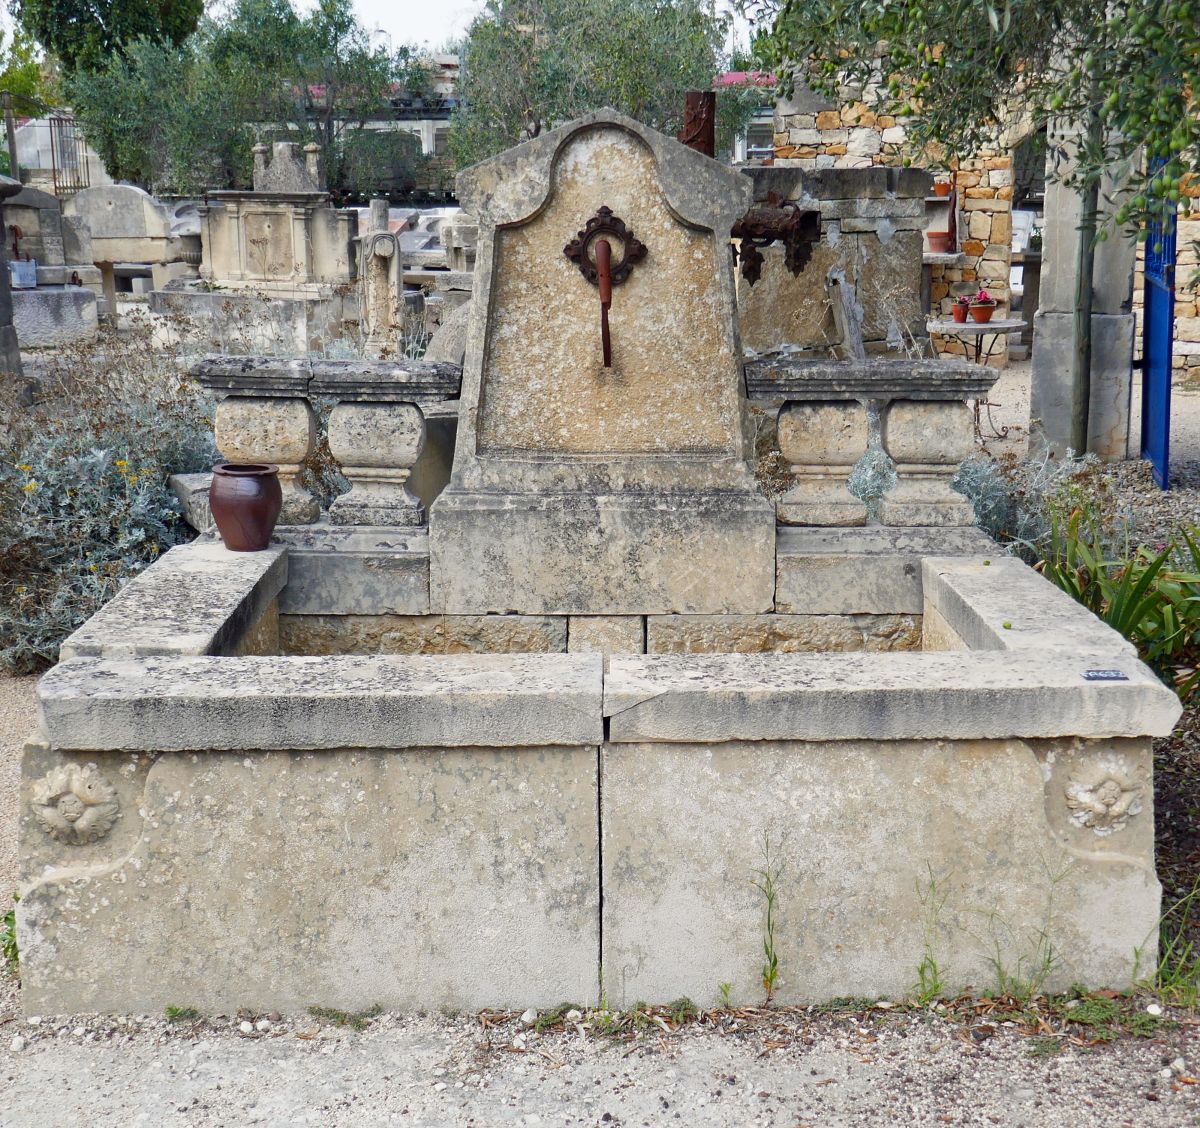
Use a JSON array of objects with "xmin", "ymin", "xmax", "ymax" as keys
[
  {"xmin": 66, "ymin": 0, "xmax": 429, "ymax": 195},
  {"xmin": 750, "ymin": 831, "xmax": 783, "ymax": 1006},
  {"xmin": 165, "ymin": 1004, "xmax": 202, "ymax": 1022},
  {"xmin": 0, "ymin": 320, "xmax": 215, "ymax": 675},
  {"xmin": 450, "ymin": 0, "xmax": 759, "ymax": 168},
  {"xmin": 751, "ymin": 0, "xmax": 1200, "ymax": 236},
  {"xmin": 0, "ymin": 27, "xmax": 49, "ymax": 108},
  {"xmin": 2, "ymin": 893, "xmax": 17, "ymax": 974},
  {"xmin": 1038, "ymin": 508, "xmax": 1200, "ymax": 701},
  {"xmin": 16, "ymin": 0, "xmax": 203, "ymax": 73},
  {"xmin": 307, "ymin": 1003, "xmax": 383, "ymax": 1030},
  {"xmin": 913, "ymin": 865, "xmax": 949, "ymax": 1005},
  {"xmin": 1140, "ymin": 875, "xmax": 1200, "ymax": 1007}
]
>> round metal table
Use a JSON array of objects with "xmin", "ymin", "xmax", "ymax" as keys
[{"xmin": 926, "ymin": 317, "xmax": 1027, "ymax": 439}]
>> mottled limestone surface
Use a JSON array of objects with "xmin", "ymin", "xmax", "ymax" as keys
[
  {"xmin": 280, "ymin": 614, "xmax": 567, "ymax": 656},
  {"xmin": 58, "ymin": 541, "xmax": 286, "ymax": 661},
  {"xmin": 20, "ymin": 740, "xmax": 599, "ymax": 1014},
  {"xmin": 39, "ymin": 653, "xmax": 604, "ymax": 751},
  {"xmin": 603, "ymin": 652, "xmax": 1180, "ymax": 745},
  {"xmin": 601, "ymin": 736, "xmax": 1158, "ymax": 1006},
  {"xmin": 567, "ymin": 617, "xmax": 645, "ymax": 656},
  {"xmin": 431, "ymin": 110, "xmax": 774, "ymax": 614},
  {"xmin": 775, "ymin": 526, "xmax": 997, "ymax": 615},
  {"xmin": 274, "ymin": 525, "xmax": 429, "ymax": 616},
  {"xmin": 646, "ymin": 614, "xmax": 919, "ymax": 654}
]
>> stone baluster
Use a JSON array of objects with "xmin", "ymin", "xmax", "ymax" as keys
[
  {"xmin": 879, "ymin": 399, "xmax": 974, "ymax": 526},
  {"xmin": 326, "ymin": 401, "xmax": 426, "ymax": 526},
  {"xmin": 775, "ymin": 400, "xmax": 869, "ymax": 526},
  {"xmin": 213, "ymin": 395, "xmax": 320, "ymax": 525},
  {"xmin": 193, "ymin": 356, "xmax": 320, "ymax": 525},
  {"xmin": 308, "ymin": 359, "xmax": 463, "ymax": 528}
]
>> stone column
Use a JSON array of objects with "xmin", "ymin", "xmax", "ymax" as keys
[
  {"xmin": 776, "ymin": 400, "xmax": 869, "ymax": 526},
  {"xmin": 879, "ymin": 399, "xmax": 973, "ymax": 526},
  {"xmin": 326, "ymin": 401, "xmax": 426, "ymax": 526},
  {"xmin": 213, "ymin": 396, "xmax": 319, "ymax": 524},
  {"xmin": 1029, "ymin": 128, "xmax": 1137, "ymax": 460},
  {"xmin": 0, "ymin": 175, "xmax": 24, "ymax": 377}
]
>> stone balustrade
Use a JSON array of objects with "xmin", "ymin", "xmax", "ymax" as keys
[
  {"xmin": 193, "ymin": 355, "xmax": 462, "ymax": 527},
  {"xmin": 746, "ymin": 356, "xmax": 998, "ymax": 527}
]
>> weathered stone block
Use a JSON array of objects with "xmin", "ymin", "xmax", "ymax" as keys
[
  {"xmin": 775, "ymin": 526, "xmax": 997, "ymax": 615},
  {"xmin": 601, "ymin": 736, "xmax": 1159, "ymax": 1005},
  {"xmin": 280, "ymin": 613, "xmax": 568, "ymax": 655},
  {"xmin": 645, "ymin": 613, "xmax": 920, "ymax": 653},
  {"xmin": 20, "ymin": 741, "xmax": 599, "ymax": 1014},
  {"xmin": 59, "ymin": 541, "xmax": 286, "ymax": 660},
  {"xmin": 568, "ymin": 616, "xmax": 645, "ymax": 656},
  {"xmin": 275, "ymin": 525, "xmax": 430, "ymax": 616}
]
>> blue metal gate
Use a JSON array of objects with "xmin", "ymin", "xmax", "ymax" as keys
[{"xmin": 1141, "ymin": 200, "xmax": 1177, "ymax": 488}]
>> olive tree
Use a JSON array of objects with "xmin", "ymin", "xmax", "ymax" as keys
[
  {"xmin": 450, "ymin": 0, "xmax": 764, "ymax": 167},
  {"xmin": 751, "ymin": 0, "xmax": 1200, "ymax": 453}
]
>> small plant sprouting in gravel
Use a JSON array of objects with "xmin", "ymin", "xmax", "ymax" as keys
[
  {"xmin": 751, "ymin": 831, "xmax": 785, "ymax": 1007},
  {"xmin": 307, "ymin": 1004, "xmax": 383, "ymax": 1031},
  {"xmin": 2, "ymin": 892, "xmax": 18, "ymax": 974},
  {"xmin": 165, "ymin": 1005, "xmax": 202, "ymax": 1023},
  {"xmin": 717, "ymin": 982, "xmax": 733, "ymax": 1009},
  {"xmin": 666, "ymin": 997, "xmax": 698, "ymax": 1025}
]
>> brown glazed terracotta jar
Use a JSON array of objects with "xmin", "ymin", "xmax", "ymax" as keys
[{"xmin": 209, "ymin": 463, "xmax": 283, "ymax": 552}]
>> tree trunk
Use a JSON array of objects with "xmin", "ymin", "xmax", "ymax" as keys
[{"xmin": 1069, "ymin": 101, "xmax": 1105, "ymax": 455}]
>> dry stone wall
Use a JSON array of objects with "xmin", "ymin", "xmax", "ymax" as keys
[{"xmin": 773, "ymin": 92, "xmax": 1015, "ymax": 364}]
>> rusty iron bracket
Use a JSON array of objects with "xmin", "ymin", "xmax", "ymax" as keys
[
  {"xmin": 730, "ymin": 194, "xmax": 821, "ymax": 286},
  {"xmin": 563, "ymin": 206, "xmax": 647, "ymax": 286}
]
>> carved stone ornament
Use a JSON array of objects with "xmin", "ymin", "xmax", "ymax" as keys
[
  {"xmin": 1064, "ymin": 769, "xmax": 1142, "ymax": 836},
  {"xmin": 30, "ymin": 762, "xmax": 120, "ymax": 844},
  {"xmin": 563, "ymin": 206, "xmax": 647, "ymax": 286}
]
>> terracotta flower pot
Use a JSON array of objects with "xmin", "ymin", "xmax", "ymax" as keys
[
  {"xmin": 951, "ymin": 303, "xmax": 969, "ymax": 323},
  {"xmin": 969, "ymin": 303, "xmax": 997, "ymax": 324},
  {"xmin": 209, "ymin": 463, "xmax": 283, "ymax": 552},
  {"xmin": 932, "ymin": 181, "xmax": 953, "ymax": 197},
  {"xmin": 927, "ymin": 232, "xmax": 953, "ymax": 254}
]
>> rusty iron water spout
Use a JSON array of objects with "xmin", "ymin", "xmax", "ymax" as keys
[
  {"xmin": 595, "ymin": 237, "xmax": 613, "ymax": 367},
  {"xmin": 563, "ymin": 206, "xmax": 647, "ymax": 370}
]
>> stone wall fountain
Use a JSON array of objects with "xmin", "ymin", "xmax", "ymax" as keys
[{"xmin": 16, "ymin": 111, "xmax": 1178, "ymax": 1016}]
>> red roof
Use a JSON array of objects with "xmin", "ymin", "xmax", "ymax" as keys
[{"xmin": 715, "ymin": 71, "xmax": 776, "ymax": 87}]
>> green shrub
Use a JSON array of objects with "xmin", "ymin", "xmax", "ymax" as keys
[
  {"xmin": 1037, "ymin": 506, "xmax": 1200, "ymax": 702},
  {"xmin": 0, "ymin": 324, "xmax": 215, "ymax": 673}
]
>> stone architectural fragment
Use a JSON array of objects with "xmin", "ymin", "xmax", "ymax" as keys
[
  {"xmin": 776, "ymin": 400, "xmax": 869, "ymax": 525},
  {"xmin": 214, "ymin": 395, "xmax": 319, "ymax": 524},
  {"xmin": 879, "ymin": 399, "xmax": 975, "ymax": 525},
  {"xmin": 430, "ymin": 110, "xmax": 775, "ymax": 614}
]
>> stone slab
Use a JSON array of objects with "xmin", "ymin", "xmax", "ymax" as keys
[
  {"xmin": 601, "ymin": 735, "xmax": 1158, "ymax": 1005},
  {"xmin": 603, "ymin": 652, "xmax": 1180, "ymax": 744},
  {"xmin": 745, "ymin": 356, "xmax": 996, "ymax": 401},
  {"xmin": 775, "ymin": 526, "xmax": 998, "ymax": 614},
  {"xmin": 12, "ymin": 287, "xmax": 98, "ymax": 346},
  {"xmin": 567, "ymin": 617, "xmax": 645, "ymax": 656},
  {"xmin": 1029, "ymin": 311, "xmax": 1134, "ymax": 461},
  {"xmin": 58, "ymin": 541, "xmax": 286, "ymax": 660},
  {"xmin": 19, "ymin": 741, "xmax": 598, "ymax": 1014},
  {"xmin": 275, "ymin": 524, "xmax": 430, "ymax": 616},
  {"xmin": 431, "ymin": 492, "xmax": 775, "ymax": 615},
  {"xmin": 39, "ymin": 653, "xmax": 604, "ymax": 751},
  {"xmin": 922, "ymin": 556, "xmax": 1139, "ymax": 657},
  {"xmin": 168, "ymin": 471, "xmax": 214, "ymax": 531},
  {"xmin": 646, "ymin": 614, "xmax": 919, "ymax": 653},
  {"xmin": 280, "ymin": 614, "xmax": 567, "ymax": 655}
]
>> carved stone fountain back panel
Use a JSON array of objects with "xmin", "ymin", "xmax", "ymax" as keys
[{"xmin": 479, "ymin": 128, "xmax": 740, "ymax": 457}]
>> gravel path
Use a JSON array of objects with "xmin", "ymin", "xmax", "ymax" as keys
[{"xmin": 1, "ymin": 1002, "xmax": 1198, "ymax": 1126}]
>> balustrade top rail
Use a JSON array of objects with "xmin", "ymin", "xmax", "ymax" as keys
[
  {"xmin": 191, "ymin": 355, "xmax": 463, "ymax": 403},
  {"xmin": 744, "ymin": 355, "xmax": 999, "ymax": 401}
]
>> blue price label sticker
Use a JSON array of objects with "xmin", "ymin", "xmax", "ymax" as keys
[{"xmin": 1083, "ymin": 669, "xmax": 1129, "ymax": 682}]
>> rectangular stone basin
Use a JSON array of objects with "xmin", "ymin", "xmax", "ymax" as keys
[{"xmin": 17, "ymin": 529, "xmax": 1180, "ymax": 1014}]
